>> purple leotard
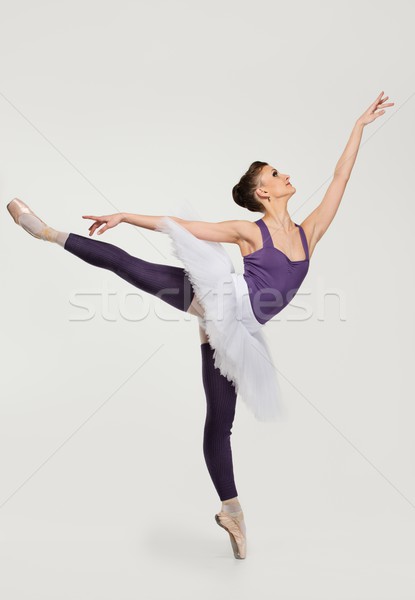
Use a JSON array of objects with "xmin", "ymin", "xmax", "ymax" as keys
[{"xmin": 243, "ymin": 218, "xmax": 310, "ymax": 324}]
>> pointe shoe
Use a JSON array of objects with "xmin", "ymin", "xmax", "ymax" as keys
[
  {"xmin": 7, "ymin": 198, "xmax": 54, "ymax": 240},
  {"xmin": 215, "ymin": 510, "xmax": 247, "ymax": 559}
]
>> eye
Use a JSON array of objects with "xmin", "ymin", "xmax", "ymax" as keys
[{"xmin": 272, "ymin": 170, "xmax": 278, "ymax": 176}]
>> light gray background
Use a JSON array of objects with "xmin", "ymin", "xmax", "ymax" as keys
[{"xmin": 1, "ymin": 0, "xmax": 414, "ymax": 598}]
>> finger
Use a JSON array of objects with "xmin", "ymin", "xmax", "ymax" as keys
[
  {"xmin": 88, "ymin": 220, "xmax": 100, "ymax": 230},
  {"xmin": 379, "ymin": 98, "xmax": 394, "ymax": 107},
  {"xmin": 372, "ymin": 90, "xmax": 384, "ymax": 107},
  {"xmin": 97, "ymin": 225, "xmax": 108, "ymax": 235},
  {"xmin": 82, "ymin": 215, "xmax": 98, "ymax": 220},
  {"xmin": 89, "ymin": 223, "xmax": 101, "ymax": 236}
]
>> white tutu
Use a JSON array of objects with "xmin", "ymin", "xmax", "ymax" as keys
[{"xmin": 155, "ymin": 215, "xmax": 284, "ymax": 422}]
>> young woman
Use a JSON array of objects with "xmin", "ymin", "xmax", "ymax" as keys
[{"xmin": 6, "ymin": 91, "xmax": 393, "ymax": 560}]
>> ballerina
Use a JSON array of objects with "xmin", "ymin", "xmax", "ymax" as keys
[{"xmin": 6, "ymin": 91, "xmax": 394, "ymax": 560}]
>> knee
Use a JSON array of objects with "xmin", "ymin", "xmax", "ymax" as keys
[
  {"xmin": 203, "ymin": 422, "xmax": 234, "ymax": 445},
  {"xmin": 204, "ymin": 408, "xmax": 236, "ymax": 434}
]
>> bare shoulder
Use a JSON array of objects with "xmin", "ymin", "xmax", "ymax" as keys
[
  {"xmin": 236, "ymin": 219, "xmax": 258, "ymax": 241},
  {"xmin": 235, "ymin": 219, "xmax": 260, "ymax": 255},
  {"xmin": 178, "ymin": 218, "xmax": 257, "ymax": 245}
]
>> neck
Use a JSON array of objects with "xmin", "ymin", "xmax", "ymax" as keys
[{"xmin": 263, "ymin": 204, "xmax": 295, "ymax": 233}]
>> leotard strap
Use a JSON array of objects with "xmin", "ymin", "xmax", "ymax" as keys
[
  {"xmin": 255, "ymin": 219, "xmax": 274, "ymax": 249},
  {"xmin": 256, "ymin": 219, "xmax": 310, "ymax": 260},
  {"xmin": 296, "ymin": 224, "xmax": 309, "ymax": 260}
]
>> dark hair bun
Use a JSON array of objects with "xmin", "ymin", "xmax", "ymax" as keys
[{"xmin": 232, "ymin": 161, "xmax": 268, "ymax": 214}]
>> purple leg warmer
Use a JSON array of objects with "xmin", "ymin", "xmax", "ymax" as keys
[
  {"xmin": 201, "ymin": 342, "xmax": 238, "ymax": 501},
  {"xmin": 64, "ymin": 233, "xmax": 195, "ymax": 312}
]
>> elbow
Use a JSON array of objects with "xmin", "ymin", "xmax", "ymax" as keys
[{"xmin": 333, "ymin": 171, "xmax": 350, "ymax": 182}]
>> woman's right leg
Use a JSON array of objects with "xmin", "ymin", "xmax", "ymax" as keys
[
  {"xmin": 7, "ymin": 199, "xmax": 196, "ymax": 313},
  {"xmin": 64, "ymin": 233, "xmax": 195, "ymax": 312}
]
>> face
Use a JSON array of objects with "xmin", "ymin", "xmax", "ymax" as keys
[{"xmin": 256, "ymin": 165, "xmax": 296, "ymax": 203}]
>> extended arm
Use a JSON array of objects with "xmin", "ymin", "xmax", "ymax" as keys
[
  {"xmin": 123, "ymin": 213, "xmax": 249, "ymax": 243},
  {"xmin": 301, "ymin": 91, "xmax": 394, "ymax": 252},
  {"xmin": 82, "ymin": 211, "xmax": 251, "ymax": 244}
]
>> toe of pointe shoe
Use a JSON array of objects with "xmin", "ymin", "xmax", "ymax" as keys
[
  {"xmin": 215, "ymin": 511, "xmax": 247, "ymax": 559},
  {"xmin": 6, "ymin": 198, "xmax": 41, "ymax": 224}
]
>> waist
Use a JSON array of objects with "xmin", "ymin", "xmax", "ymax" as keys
[{"xmin": 243, "ymin": 273, "xmax": 305, "ymax": 325}]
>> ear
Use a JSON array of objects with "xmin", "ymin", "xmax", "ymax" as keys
[{"xmin": 255, "ymin": 187, "xmax": 269, "ymax": 200}]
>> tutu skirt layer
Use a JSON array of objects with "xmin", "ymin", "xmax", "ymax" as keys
[{"xmin": 155, "ymin": 216, "xmax": 283, "ymax": 422}]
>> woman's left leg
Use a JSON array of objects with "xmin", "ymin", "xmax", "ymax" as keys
[
  {"xmin": 200, "ymin": 337, "xmax": 239, "ymax": 502},
  {"xmin": 199, "ymin": 329, "xmax": 246, "ymax": 556}
]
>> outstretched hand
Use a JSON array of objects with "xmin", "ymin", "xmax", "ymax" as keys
[
  {"xmin": 357, "ymin": 91, "xmax": 394, "ymax": 126},
  {"xmin": 82, "ymin": 213, "xmax": 124, "ymax": 236}
]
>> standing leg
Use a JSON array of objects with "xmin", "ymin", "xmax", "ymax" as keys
[
  {"xmin": 199, "ymin": 332, "xmax": 247, "ymax": 558},
  {"xmin": 200, "ymin": 337, "xmax": 239, "ymax": 502}
]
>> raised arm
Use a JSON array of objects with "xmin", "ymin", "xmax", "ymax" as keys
[{"xmin": 301, "ymin": 91, "xmax": 394, "ymax": 254}]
